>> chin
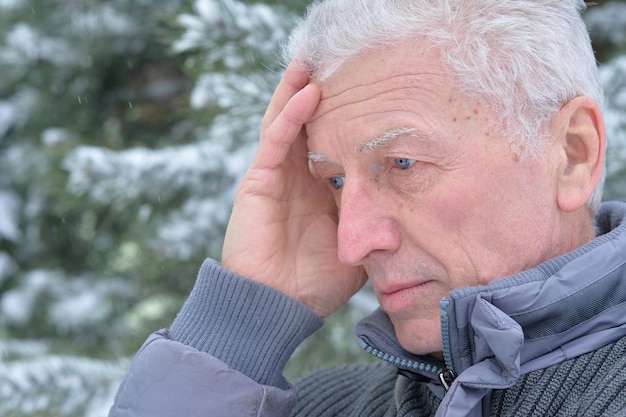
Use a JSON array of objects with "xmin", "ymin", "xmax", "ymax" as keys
[{"xmin": 394, "ymin": 318, "xmax": 443, "ymax": 356}]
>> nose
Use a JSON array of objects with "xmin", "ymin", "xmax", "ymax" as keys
[{"xmin": 336, "ymin": 178, "xmax": 401, "ymax": 266}]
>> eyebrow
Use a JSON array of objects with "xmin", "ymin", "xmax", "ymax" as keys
[
  {"xmin": 307, "ymin": 127, "xmax": 423, "ymax": 164},
  {"xmin": 357, "ymin": 127, "xmax": 418, "ymax": 153},
  {"xmin": 307, "ymin": 151, "xmax": 329, "ymax": 163}
]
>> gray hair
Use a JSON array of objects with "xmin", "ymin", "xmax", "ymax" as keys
[{"xmin": 283, "ymin": 0, "xmax": 605, "ymax": 214}]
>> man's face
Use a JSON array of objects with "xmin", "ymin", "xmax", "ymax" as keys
[{"xmin": 305, "ymin": 40, "xmax": 567, "ymax": 355}]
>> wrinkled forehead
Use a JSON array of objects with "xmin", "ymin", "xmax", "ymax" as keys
[
  {"xmin": 308, "ymin": 40, "xmax": 453, "ymax": 122},
  {"xmin": 313, "ymin": 39, "xmax": 444, "ymax": 85}
]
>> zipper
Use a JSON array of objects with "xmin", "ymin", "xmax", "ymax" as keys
[
  {"xmin": 439, "ymin": 298, "xmax": 458, "ymax": 393},
  {"xmin": 358, "ymin": 337, "xmax": 444, "ymax": 378},
  {"xmin": 357, "ymin": 298, "xmax": 459, "ymax": 392},
  {"xmin": 438, "ymin": 368, "xmax": 457, "ymax": 393}
]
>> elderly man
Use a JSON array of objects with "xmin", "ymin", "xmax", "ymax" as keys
[{"xmin": 109, "ymin": 0, "xmax": 626, "ymax": 416}]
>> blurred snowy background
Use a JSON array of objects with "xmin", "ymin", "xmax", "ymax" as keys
[{"xmin": 0, "ymin": 0, "xmax": 624, "ymax": 415}]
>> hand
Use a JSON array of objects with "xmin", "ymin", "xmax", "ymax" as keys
[{"xmin": 221, "ymin": 63, "xmax": 367, "ymax": 317}]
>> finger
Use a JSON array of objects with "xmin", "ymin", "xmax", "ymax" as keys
[
  {"xmin": 262, "ymin": 62, "xmax": 311, "ymax": 131},
  {"xmin": 255, "ymin": 83, "xmax": 321, "ymax": 169}
]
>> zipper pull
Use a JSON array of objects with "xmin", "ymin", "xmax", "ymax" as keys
[{"xmin": 438, "ymin": 369, "xmax": 457, "ymax": 393}]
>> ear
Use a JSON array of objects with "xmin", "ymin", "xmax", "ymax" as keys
[{"xmin": 553, "ymin": 96, "xmax": 606, "ymax": 213}]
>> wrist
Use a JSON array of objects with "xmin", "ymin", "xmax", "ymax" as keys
[{"xmin": 169, "ymin": 259, "xmax": 323, "ymax": 388}]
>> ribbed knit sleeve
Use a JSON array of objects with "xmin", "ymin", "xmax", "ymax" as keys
[{"xmin": 169, "ymin": 258, "xmax": 324, "ymax": 390}]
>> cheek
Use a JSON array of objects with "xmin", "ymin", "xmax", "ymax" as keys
[
  {"xmin": 416, "ymin": 178, "xmax": 487, "ymax": 231},
  {"xmin": 430, "ymin": 175, "xmax": 552, "ymax": 283},
  {"xmin": 402, "ymin": 177, "xmax": 509, "ymax": 281}
]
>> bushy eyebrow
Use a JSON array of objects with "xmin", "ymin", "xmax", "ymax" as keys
[
  {"xmin": 307, "ymin": 126, "xmax": 426, "ymax": 164},
  {"xmin": 356, "ymin": 127, "xmax": 418, "ymax": 153},
  {"xmin": 307, "ymin": 151, "xmax": 329, "ymax": 164}
]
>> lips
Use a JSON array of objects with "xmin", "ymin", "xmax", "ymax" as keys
[{"xmin": 376, "ymin": 280, "xmax": 434, "ymax": 315}]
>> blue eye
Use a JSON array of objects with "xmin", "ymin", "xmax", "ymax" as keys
[
  {"xmin": 394, "ymin": 158, "xmax": 416, "ymax": 169},
  {"xmin": 329, "ymin": 176, "xmax": 345, "ymax": 190}
]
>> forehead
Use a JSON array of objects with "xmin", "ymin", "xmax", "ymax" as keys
[
  {"xmin": 315, "ymin": 35, "xmax": 446, "ymax": 84},
  {"xmin": 310, "ymin": 40, "xmax": 451, "ymax": 116},
  {"xmin": 305, "ymin": 40, "xmax": 492, "ymax": 156}
]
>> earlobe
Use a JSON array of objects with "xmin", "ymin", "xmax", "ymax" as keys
[{"xmin": 555, "ymin": 96, "xmax": 606, "ymax": 213}]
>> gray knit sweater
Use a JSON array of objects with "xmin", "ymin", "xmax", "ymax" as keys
[{"xmin": 291, "ymin": 337, "xmax": 626, "ymax": 416}]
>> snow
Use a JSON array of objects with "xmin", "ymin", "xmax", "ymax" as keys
[
  {"xmin": 0, "ymin": 101, "xmax": 16, "ymax": 139},
  {"xmin": 0, "ymin": 253, "xmax": 16, "ymax": 285},
  {"xmin": 61, "ymin": 122, "xmax": 261, "ymax": 260},
  {"xmin": 50, "ymin": 291, "xmax": 108, "ymax": 331},
  {"xmin": 0, "ymin": 354, "xmax": 127, "ymax": 417},
  {"xmin": 0, "ymin": 290, "xmax": 30, "ymax": 324},
  {"xmin": 0, "ymin": 339, "xmax": 49, "ymax": 359},
  {"xmin": 0, "ymin": 190, "xmax": 21, "ymax": 242},
  {"xmin": 0, "ymin": 270, "xmax": 59, "ymax": 325},
  {"xmin": 0, "ymin": 0, "xmax": 19, "ymax": 10},
  {"xmin": 68, "ymin": 5, "xmax": 137, "ymax": 37},
  {"xmin": 155, "ymin": 196, "xmax": 228, "ymax": 259},
  {"xmin": 0, "ymin": 90, "xmax": 38, "ymax": 140},
  {"xmin": 172, "ymin": 0, "xmax": 291, "ymax": 62},
  {"xmin": 195, "ymin": 0, "xmax": 222, "ymax": 26},
  {"xmin": 41, "ymin": 127, "xmax": 72, "ymax": 146},
  {"xmin": 0, "ymin": 268, "xmax": 130, "ymax": 333},
  {"xmin": 172, "ymin": 14, "xmax": 208, "ymax": 53},
  {"xmin": 64, "ymin": 140, "xmax": 231, "ymax": 206},
  {"xmin": 190, "ymin": 74, "xmax": 217, "ymax": 108},
  {"xmin": 190, "ymin": 72, "xmax": 265, "ymax": 108},
  {"xmin": 0, "ymin": 89, "xmax": 40, "ymax": 142},
  {"xmin": 1, "ymin": 23, "xmax": 87, "ymax": 68}
]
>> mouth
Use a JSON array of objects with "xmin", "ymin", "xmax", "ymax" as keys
[{"xmin": 376, "ymin": 281, "xmax": 434, "ymax": 316}]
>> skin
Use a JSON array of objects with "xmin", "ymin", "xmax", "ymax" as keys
[
  {"xmin": 222, "ymin": 65, "xmax": 368, "ymax": 318},
  {"xmin": 222, "ymin": 38, "xmax": 605, "ymax": 357}
]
